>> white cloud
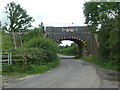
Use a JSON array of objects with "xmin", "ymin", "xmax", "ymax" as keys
[{"xmin": 0, "ymin": 0, "xmax": 88, "ymax": 27}]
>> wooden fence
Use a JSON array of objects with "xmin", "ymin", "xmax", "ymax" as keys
[
  {"xmin": 1, "ymin": 53, "xmax": 30, "ymax": 65},
  {"xmin": 0, "ymin": 53, "xmax": 12, "ymax": 64},
  {"xmin": 12, "ymin": 54, "xmax": 30, "ymax": 65}
]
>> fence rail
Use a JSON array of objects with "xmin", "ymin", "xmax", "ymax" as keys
[
  {"xmin": 0, "ymin": 53, "xmax": 12, "ymax": 64},
  {"xmin": 1, "ymin": 53, "xmax": 31, "ymax": 65},
  {"xmin": 12, "ymin": 55, "xmax": 31, "ymax": 65}
]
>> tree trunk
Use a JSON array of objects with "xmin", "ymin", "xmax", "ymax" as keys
[{"xmin": 12, "ymin": 30, "xmax": 17, "ymax": 49}]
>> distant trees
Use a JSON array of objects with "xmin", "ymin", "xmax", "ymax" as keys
[
  {"xmin": 59, "ymin": 43, "xmax": 79, "ymax": 56},
  {"xmin": 71, "ymin": 43, "xmax": 79, "ymax": 55},
  {"xmin": 83, "ymin": 2, "xmax": 120, "ymax": 64},
  {"xmin": 38, "ymin": 22, "xmax": 44, "ymax": 33},
  {"xmin": 4, "ymin": 1, "xmax": 34, "ymax": 32}
]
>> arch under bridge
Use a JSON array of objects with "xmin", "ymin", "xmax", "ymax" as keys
[{"xmin": 45, "ymin": 26, "xmax": 98, "ymax": 56}]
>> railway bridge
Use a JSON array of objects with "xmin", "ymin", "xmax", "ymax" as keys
[{"xmin": 45, "ymin": 26, "xmax": 98, "ymax": 56}]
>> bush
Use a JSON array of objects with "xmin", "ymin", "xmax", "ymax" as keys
[
  {"xmin": 13, "ymin": 36, "xmax": 59, "ymax": 65},
  {"xmin": 2, "ymin": 64, "xmax": 15, "ymax": 72},
  {"xmin": 21, "ymin": 28, "xmax": 44, "ymax": 44},
  {"xmin": 2, "ymin": 59, "xmax": 60, "ymax": 75},
  {"xmin": 2, "ymin": 64, "xmax": 35, "ymax": 74},
  {"xmin": 25, "ymin": 37, "xmax": 58, "ymax": 52},
  {"xmin": 14, "ymin": 47, "xmax": 48, "ymax": 65},
  {"xmin": 24, "ymin": 37, "xmax": 59, "ymax": 62},
  {"xmin": 22, "ymin": 65, "xmax": 34, "ymax": 73}
]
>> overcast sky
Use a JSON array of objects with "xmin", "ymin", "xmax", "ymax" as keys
[
  {"xmin": 0, "ymin": 0, "xmax": 89, "ymax": 27},
  {"xmin": 0, "ymin": 0, "xmax": 89, "ymax": 46}
]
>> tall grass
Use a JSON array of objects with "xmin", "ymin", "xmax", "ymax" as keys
[
  {"xmin": 2, "ymin": 32, "xmax": 14, "ymax": 52},
  {"xmin": 80, "ymin": 56, "xmax": 118, "ymax": 71},
  {"xmin": 2, "ymin": 58, "xmax": 59, "ymax": 76}
]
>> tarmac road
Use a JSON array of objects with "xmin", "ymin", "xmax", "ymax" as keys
[{"xmin": 5, "ymin": 54, "xmax": 101, "ymax": 88}]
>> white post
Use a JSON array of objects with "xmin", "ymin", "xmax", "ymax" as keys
[{"xmin": 10, "ymin": 53, "xmax": 12, "ymax": 64}]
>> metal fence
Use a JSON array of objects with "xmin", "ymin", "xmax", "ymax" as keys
[{"xmin": 0, "ymin": 53, "xmax": 12, "ymax": 64}]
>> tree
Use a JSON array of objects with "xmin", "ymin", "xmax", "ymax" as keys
[
  {"xmin": 38, "ymin": 22, "xmax": 44, "ymax": 33},
  {"xmin": 83, "ymin": 2, "xmax": 120, "ymax": 64},
  {"xmin": 5, "ymin": 2, "xmax": 34, "ymax": 32},
  {"xmin": 71, "ymin": 43, "xmax": 79, "ymax": 55},
  {"xmin": 4, "ymin": 2, "xmax": 34, "ymax": 49}
]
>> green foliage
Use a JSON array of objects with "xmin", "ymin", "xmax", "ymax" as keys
[
  {"xmin": 24, "ymin": 37, "xmax": 59, "ymax": 62},
  {"xmin": 21, "ymin": 28, "xmax": 44, "ymax": 44},
  {"xmin": 2, "ymin": 58, "xmax": 59, "ymax": 75},
  {"xmin": 25, "ymin": 37, "xmax": 58, "ymax": 53},
  {"xmin": 14, "ymin": 48, "xmax": 48, "ymax": 65},
  {"xmin": 2, "ymin": 64, "xmax": 34, "ymax": 74},
  {"xmin": 2, "ymin": 32, "xmax": 14, "ymax": 52},
  {"xmin": 4, "ymin": 1, "xmax": 34, "ymax": 32},
  {"xmin": 80, "ymin": 56, "xmax": 118, "ymax": 71},
  {"xmin": 59, "ymin": 43, "xmax": 79, "ymax": 56},
  {"xmin": 84, "ymin": 2, "xmax": 120, "ymax": 33},
  {"xmin": 2, "ymin": 26, "xmax": 60, "ymax": 75},
  {"xmin": 83, "ymin": 2, "xmax": 120, "ymax": 65},
  {"xmin": 2, "ymin": 64, "xmax": 14, "ymax": 72},
  {"xmin": 59, "ymin": 47, "xmax": 75, "ymax": 56}
]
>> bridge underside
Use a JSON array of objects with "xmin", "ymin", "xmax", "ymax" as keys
[{"xmin": 55, "ymin": 37, "xmax": 88, "ymax": 56}]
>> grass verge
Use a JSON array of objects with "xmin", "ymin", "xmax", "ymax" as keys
[
  {"xmin": 2, "ymin": 59, "xmax": 60, "ymax": 78},
  {"xmin": 59, "ymin": 53, "xmax": 75, "ymax": 56},
  {"xmin": 2, "ymin": 32, "xmax": 14, "ymax": 52},
  {"xmin": 80, "ymin": 56, "xmax": 118, "ymax": 71}
]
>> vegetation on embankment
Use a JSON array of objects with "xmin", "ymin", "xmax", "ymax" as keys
[
  {"xmin": 2, "ymin": 32, "xmax": 14, "ymax": 53},
  {"xmin": 2, "ymin": 59, "xmax": 59, "ymax": 76},
  {"xmin": 2, "ymin": 28, "xmax": 60, "ymax": 76},
  {"xmin": 83, "ymin": 2, "xmax": 120, "ymax": 71},
  {"xmin": 2, "ymin": 1, "xmax": 59, "ymax": 77},
  {"xmin": 59, "ymin": 43, "xmax": 79, "ymax": 56},
  {"xmin": 80, "ymin": 56, "xmax": 118, "ymax": 71}
]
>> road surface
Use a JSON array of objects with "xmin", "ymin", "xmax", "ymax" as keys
[{"xmin": 5, "ymin": 54, "xmax": 101, "ymax": 88}]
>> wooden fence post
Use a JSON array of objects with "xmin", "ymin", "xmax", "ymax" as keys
[
  {"xmin": 8, "ymin": 54, "xmax": 9, "ymax": 64},
  {"xmin": 24, "ymin": 55, "xmax": 28, "ymax": 65}
]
